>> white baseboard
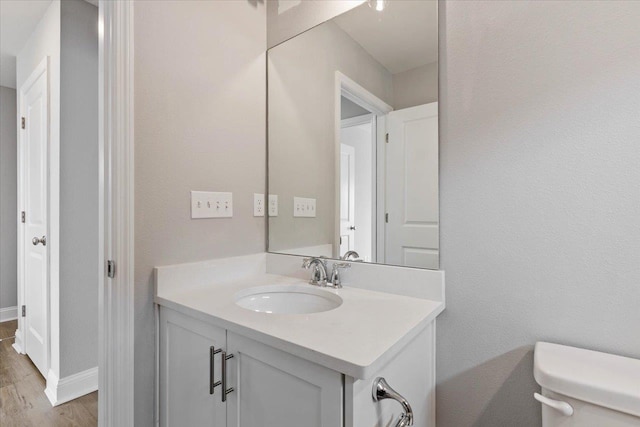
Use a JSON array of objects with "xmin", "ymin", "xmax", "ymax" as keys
[
  {"xmin": 45, "ymin": 366, "xmax": 98, "ymax": 406},
  {"xmin": 0, "ymin": 306, "xmax": 18, "ymax": 322}
]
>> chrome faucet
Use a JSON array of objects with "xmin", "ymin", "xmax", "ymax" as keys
[
  {"xmin": 301, "ymin": 257, "xmax": 328, "ymax": 286},
  {"xmin": 341, "ymin": 250, "xmax": 360, "ymax": 261},
  {"xmin": 329, "ymin": 263, "xmax": 350, "ymax": 289}
]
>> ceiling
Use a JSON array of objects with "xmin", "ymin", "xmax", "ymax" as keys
[
  {"xmin": 334, "ymin": 0, "xmax": 438, "ymax": 75},
  {"xmin": 0, "ymin": 0, "xmax": 53, "ymax": 88}
]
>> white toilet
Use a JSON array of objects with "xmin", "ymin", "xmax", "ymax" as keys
[{"xmin": 534, "ymin": 342, "xmax": 640, "ymax": 426}]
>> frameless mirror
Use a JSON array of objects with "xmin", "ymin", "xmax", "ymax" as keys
[{"xmin": 268, "ymin": 0, "xmax": 439, "ymax": 269}]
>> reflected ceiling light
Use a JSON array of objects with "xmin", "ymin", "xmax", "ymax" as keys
[{"xmin": 368, "ymin": 0, "xmax": 387, "ymax": 12}]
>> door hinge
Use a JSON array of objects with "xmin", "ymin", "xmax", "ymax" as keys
[
  {"xmin": 21, "ymin": 117, "xmax": 25, "ymax": 129},
  {"xmin": 385, "ymin": 133, "xmax": 389, "ymax": 143},
  {"xmin": 385, "ymin": 213, "xmax": 389, "ymax": 223},
  {"xmin": 22, "ymin": 305, "xmax": 26, "ymax": 317},
  {"xmin": 21, "ymin": 211, "xmax": 25, "ymax": 223},
  {"xmin": 106, "ymin": 260, "xmax": 116, "ymax": 278}
]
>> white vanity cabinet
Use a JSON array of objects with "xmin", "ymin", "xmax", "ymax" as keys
[
  {"xmin": 159, "ymin": 307, "xmax": 342, "ymax": 427},
  {"xmin": 159, "ymin": 306, "xmax": 437, "ymax": 427}
]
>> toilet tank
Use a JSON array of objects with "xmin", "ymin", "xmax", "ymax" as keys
[{"xmin": 534, "ymin": 342, "xmax": 640, "ymax": 427}]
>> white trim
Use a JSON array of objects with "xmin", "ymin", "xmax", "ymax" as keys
[
  {"xmin": 99, "ymin": 1, "xmax": 135, "ymax": 426},
  {"xmin": 0, "ymin": 306, "xmax": 18, "ymax": 322},
  {"xmin": 341, "ymin": 113, "xmax": 373, "ymax": 128},
  {"xmin": 337, "ymin": 71, "xmax": 393, "ymax": 116},
  {"xmin": 45, "ymin": 367, "xmax": 99, "ymax": 406}
]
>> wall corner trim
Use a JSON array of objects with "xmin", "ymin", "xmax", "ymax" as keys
[{"xmin": 45, "ymin": 366, "xmax": 99, "ymax": 407}]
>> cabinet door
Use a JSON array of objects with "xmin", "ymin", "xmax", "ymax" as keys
[
  {"xmin": 226, "ymin": 332, "xmax": 343, "ymax": 427},
  {"xmin": 160, "ymin": 308, "xmax": 227, "ymax": 427}
]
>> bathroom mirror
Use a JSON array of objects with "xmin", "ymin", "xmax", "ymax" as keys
[{"xmin": 268, "ymin": 0, "xmax": 439, "ymax": 269}]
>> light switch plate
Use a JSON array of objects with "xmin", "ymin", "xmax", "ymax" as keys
[
  {"xmin": 191, "ymin": 191, "xmax": 233, "ymax": 218},
  {"xmin": 268, "ymin": 194, "xmax": 278, "ymax": 217},
  {"xmin": 254, "ymin": 193, "xmax": 265, "ymax": 217},
  {"xmin": 293, "ymin": 197, "xmax": 316, "ymax": 218}
]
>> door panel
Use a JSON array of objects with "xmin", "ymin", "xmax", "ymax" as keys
[
  {"xmin": 385, "ymin": 103, "xmax": 439, "ymax": 269},
  {"xmin": 340, "ymin": 144, "xmax": 356, "ymax": 255},
  {"xmin": 227, "ymin": 332, "xmax": 342, "ymax": 427},
  {"xmin": 21, "ymin": 64, "xmax": 49, "ymax": 376},
  {"xmin": 159, "ymin": 308, "xmax": 227, "ymax": 427}
]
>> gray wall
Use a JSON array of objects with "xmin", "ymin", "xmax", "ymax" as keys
[
  {"xmin": 393, "ymin": 61, "xmax": 438, "ymax": 110},
  {"xmin": 268, "ymin": 21, "xmax": 392, "ymax": 253},
  {"xmin": 59, "ymin": 0, "xmax": 98, "ymax": 377},
  {"xmin": 134, "ymin": 1, "xmax": 266, "ymax": 425},
  {"xmin": 438, "ymin": 1, "xmax": 640, "ymax": 426},
  {"xmin": 0, "ymin": 86, "xmax": 17, "ymax": 311}
]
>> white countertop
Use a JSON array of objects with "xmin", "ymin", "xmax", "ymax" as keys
[{"xmin": 155, "ymin": 255, "xmax": 444, "ymax": 380}]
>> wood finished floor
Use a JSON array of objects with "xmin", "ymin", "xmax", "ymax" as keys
[{"xmin": 0, "ymin": 320, "xmax": 98, "ymax": 426}]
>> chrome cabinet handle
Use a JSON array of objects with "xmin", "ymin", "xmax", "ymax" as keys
[
  {"xmin": 32, "ymin": 236, "xmax": 46, "ymax": 246},
  {"xmin": 221, "ymin": 351, "xmax": 234, "ymax": 402},
  {"xmin": 209, "ymin": 346, "xmax": 221, "ymax": 394},
  {"xmin": 534, "ymin": 392, "xmax": 573, "ymax": 416}
]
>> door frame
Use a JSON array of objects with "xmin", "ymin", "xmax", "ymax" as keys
[
  {"xmin": 15, "ymin": 57, "xmax": 51, "ymax": 376},
  {"xmin": 334, "ymin": 72, "xmax": 392, "ymax": 261},
  {"xmin": 98, "ymin": 1, "xmax": 135, "ymax": 426}
]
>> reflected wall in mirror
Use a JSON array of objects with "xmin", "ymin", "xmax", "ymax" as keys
[{"xmin": 268, "ymin": 0, "xmax": 439, "ymax": 269}]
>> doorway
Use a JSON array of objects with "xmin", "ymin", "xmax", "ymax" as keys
[
  {"xmin": 1, "ymin": 0, "xmax": 134, "ymax": 424},
  {"xmin": 340, "ymin": 113, "xmax": 375, "ymax": 261}
]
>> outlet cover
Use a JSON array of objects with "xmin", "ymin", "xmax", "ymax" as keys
[
  {"xmin": 268, "ymin": 194, "xmax": 278, "ymax": 217},
  {"xmin": 254, "ymin": 193, "xmax": 265, "ymax": 217}
]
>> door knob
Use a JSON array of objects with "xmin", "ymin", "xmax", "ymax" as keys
[
  {"xmin": 32, "ymin": 236, "xmax": 46, "ymax": 246},
  {"xmin": 349, "ymin": 226, "xmax": 356, "ymax": 230}
]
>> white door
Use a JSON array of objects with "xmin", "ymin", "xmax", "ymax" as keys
[
  {"xmin": 340, "ymin": 144, "xmax": 356, "ymax": 255},
  {"xmin": 20, "ymin": 60, "xmax": 49, "ymax": 376},
  {"xmin": 159, "ymin": 308, "xmax": 227, "ymax": 427},
  {"xmin": 226, "ymin": 332, "xmax": 342, "ymax": 427},
  {"xmin": 385, "ymin": 103, "xmax": 439, "ymax": 269}
]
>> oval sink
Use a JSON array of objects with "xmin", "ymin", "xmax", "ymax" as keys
[{"xmin": 234, "ymin": 285, "xmax": 342, "ymax": 314}]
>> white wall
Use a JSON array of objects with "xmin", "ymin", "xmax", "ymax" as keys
[
  {"xmin": 134, "ymin": 1, "xmax": 266, "ymax": 425},
  {"xmin": 267, "ymin": 0, "xmax": 365, "ymax": 48},
  {"xmin": 268, "ymin": 21, "xmax": 392, "ymax": 253},
  {"xmin": 393, "ymin": 61, "xmax": 438, "ymax": 110},
  {"xmin": 59, "ymin": 0, "xmax": 98, "ymax": 378},
  {"xmin": 0, "ymin": 86, "xmax": 17, "ymax": 312},
  {"xmin": 438, "ymin": 1, "xmax": 640, "ymax": 426}
]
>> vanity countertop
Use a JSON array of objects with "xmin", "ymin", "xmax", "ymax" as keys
[{"xmin": 155, "ymin": 257, "xmax": 444, "ymax": 380}]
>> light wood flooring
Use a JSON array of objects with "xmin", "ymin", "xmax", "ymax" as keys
[{"xmin": 0, "ymin": 320, "xmax": 98, "ymax": 426}]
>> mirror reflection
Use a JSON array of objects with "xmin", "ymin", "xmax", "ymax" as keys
[{"xmin": 268, "ymin": 0, "xmax": 439, "ymax": 269}]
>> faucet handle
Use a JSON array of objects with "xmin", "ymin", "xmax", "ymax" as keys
[{"xmin": 329, "ymin": 263, "xmax": 350, "ymax": 288}]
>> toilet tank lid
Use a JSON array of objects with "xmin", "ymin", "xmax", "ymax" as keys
[{"xmin": 534, "ymin": 342, "xmax": 640, "ymax": 418}]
